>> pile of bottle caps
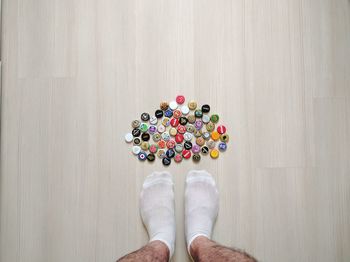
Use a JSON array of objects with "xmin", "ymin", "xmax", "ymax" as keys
[{"xmin": 125, "ymin": 96, "xmax": 229, "ymax": 166}]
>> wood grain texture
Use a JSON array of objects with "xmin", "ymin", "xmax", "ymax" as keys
[{"xmin": 1, "ymin": 0, "xmax": 349, "ymax": 261}]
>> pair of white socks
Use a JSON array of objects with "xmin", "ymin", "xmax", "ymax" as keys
[{"xmin": 139, "ymin": 170, "xmax": 219, "ymax": 258}]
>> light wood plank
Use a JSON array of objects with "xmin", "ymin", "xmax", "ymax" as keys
[
  {"xmin": 1, "ymin": 0, "xmax": 350, "ymax": 262},
  {"xmin": 302, "ymin": 0, "xmax": 350, "ymax": 98},
  {"xmin": 18, "ymin": 0, "xmax": 76, "ymax": 77}
]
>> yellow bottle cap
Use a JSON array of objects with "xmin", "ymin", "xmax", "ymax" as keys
[{"xmin": 210, "ymin": 149, "xmax": 219, "ymax": 159}]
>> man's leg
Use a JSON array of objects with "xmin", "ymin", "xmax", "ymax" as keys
[
  {"xmin": 117, "ymin": 171, "xmax": 176, "ymax": 262},
  {"xmin": 185, "ymin": 170, "xmax": 256, "ymax": 262},
  {"xmin": 117, "ymin": 240, "xmax": 169, "ymax": 262},
  {"xmin": 190, "ymin": 236, "xmax": 256, "ymax": 262}
]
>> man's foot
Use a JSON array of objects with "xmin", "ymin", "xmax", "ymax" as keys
[
  {"xmin": 185, "ymin": 170, "xmax": 219, "ymax": 252},
  {"xmin": 140, "ymin": 171, "xmax": 176, "ymax": 258}
]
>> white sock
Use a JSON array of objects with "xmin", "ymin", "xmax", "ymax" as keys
[
  {"xmin": 140, "ymin": 171, "xmax": 176, "ymax": 258},
  {"xmin": 185, "ymin": 170, "xmax": 219, "ymax": 251}
]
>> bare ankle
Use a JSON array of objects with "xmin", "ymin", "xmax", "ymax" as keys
[
  {"xmin": 189, "ymin": 236, "xmax": 214, "ymax": 258},
  {"xmin": 117, "ymin": 240, "xmax": 169, "ymax": 262},
  {"xmin": 189, "ymin": 236, "xmax": 257, "ymax": 262},
  {"xmin": 149, "ymin": 240, "xmax": 170, "ymax": 260}
]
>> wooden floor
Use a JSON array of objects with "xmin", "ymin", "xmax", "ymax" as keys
[{"xmin": 1, "ymin": 0, "xmax": 350, "ymax": 261}]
